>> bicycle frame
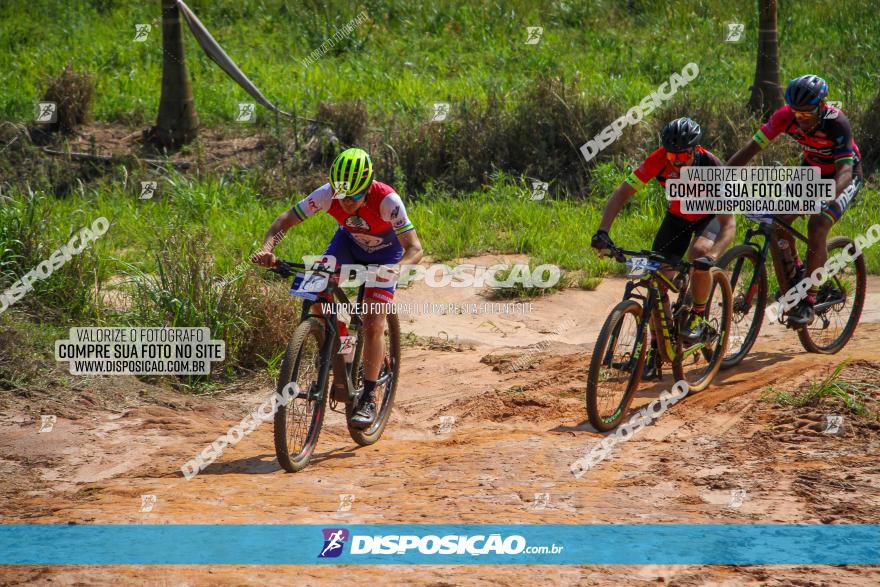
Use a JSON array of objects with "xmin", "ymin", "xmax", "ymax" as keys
[
  {"xmin": 293, "ymin": 271, "xmax": 394, "ymax": 406},
  {"xmin": 603, "ymin": 249, "xmax": 692, "ymax": 376},
  {"xmin": 730, "ymin": 217, "xmax": 819, "ymax": 318},
  {"xmin": 298, "ymin": 281, "xmax": 367, "ymax": 404}
]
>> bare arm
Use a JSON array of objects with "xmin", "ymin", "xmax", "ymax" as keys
[
  {"xmin": 251, "ymin": 209, "xmax": 302, "ymax": 267},
  {"xmin": 833, "ymin": 161, "xmax": 854, "ymax": 196},
  {"xmin": 598, "ymin": 182, "xmax": 637, "ymax": 232},
  {"xmin": 397, "ymin": 230, "xmax": 424, "ymax": 267},
  {"xmin": 726, "ymin": 140, "xmax": 762, "ymax": 167}
]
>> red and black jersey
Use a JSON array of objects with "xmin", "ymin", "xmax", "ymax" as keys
[
  {"xmin": 625, "ymin": 145, "xmax": 723, "ymax": 221},
  {"xmin": 753, "ymin": 104, "xmax": 861, "ymax": 174}
]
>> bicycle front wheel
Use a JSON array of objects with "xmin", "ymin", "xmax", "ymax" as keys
[
  {"xmin": 586, "ymin": 300, "xmax": 647, "ymax": 431},
  {"xmin": 674, "ymin": 267, "xmax": 732, "ymax": 392},
  {"xmin": 274, "ymin": 318, "xmax": 329, "ymax": 473},
  {"xmin": 797, "ymin": 236, "xmax": 866, "ymax": 354},
  {"xmin": 717, "ymin": 245, "xmax": 767, "ymax": 369}
]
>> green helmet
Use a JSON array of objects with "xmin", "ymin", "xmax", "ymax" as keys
[{"xmin": 329, "ymin": 148, "xmax": 373, "ymax": 199}]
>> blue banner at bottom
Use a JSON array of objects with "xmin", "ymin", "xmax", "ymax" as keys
[{"xmin": 1, "ymin": 524, "xmax": 878, "ymax": 565}]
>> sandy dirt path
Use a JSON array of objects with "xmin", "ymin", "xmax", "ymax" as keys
[{"xmin": 2, "ymin": 262, "xmax": 879, "ymax": 585}]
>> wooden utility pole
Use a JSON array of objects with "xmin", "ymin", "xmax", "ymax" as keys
[
  {"xmin": 153, "ymin": 0, "xmax": 198, "ymax": 148},
  {"xmin": 747, "ymin": 0, "xmax": 784, "ymax": 118}
]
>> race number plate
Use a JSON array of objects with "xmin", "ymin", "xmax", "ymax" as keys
[
  {"xmin": 289, "ymin": 271, "xmax": 327, "ymax": 301},
  {"xmin": 627, "ymin": 256, "xmax": 649, "ymax": 277}
]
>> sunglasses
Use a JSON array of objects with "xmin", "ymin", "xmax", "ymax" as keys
[
  {"xmin": 793, "ymin": 106, "xmax": 819, "ymax": 118},
  {"xmin": 666, "ymin": 150, "xmax": 694, "ymax": 163},
  {"xmin": 333, "ymin": 185, "xmax": 368, "ymax": 201}
]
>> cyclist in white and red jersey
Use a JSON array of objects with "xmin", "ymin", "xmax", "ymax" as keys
[
  {"xmin": 253, "ymin": 148, "xmax": 423, "ymax": 427},
  {"xmin": 591, "ymin": 118, "xmax": 736, "ymax": 378},
  {"xmin": 727, "ymin": 75, "xmax": 863, "ymax": 326}
]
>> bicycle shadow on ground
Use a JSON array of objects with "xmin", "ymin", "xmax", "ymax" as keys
[
  {"xmin": 181, "ymin": 446, "xmax": 358, "ymax": 476},
  {"xmin": 551, "ymin": 348, "xmax": 791, "ymax": 435},
  {"xmin": 708, "ymin": 349, "xmax": 792, "ymax": 387},
  {"xmin": 551, "ymin": 378, "xmax": 676, "ymax": 434},
  {"xmin": 188, "ymin": 454, "xmax": 283, "ymax": 475}
]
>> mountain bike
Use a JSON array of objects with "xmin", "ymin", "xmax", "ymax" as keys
[
  {"xmin": 267, "ymin": 259, "xmax": 401, "ymax": 472},
  {"xmin": 586, "ymin": 245, "xmax": 732, "ymax": 431},
  {"xmin": 716, "ymin": 214, "xmax": 866, "ymax": 368}
]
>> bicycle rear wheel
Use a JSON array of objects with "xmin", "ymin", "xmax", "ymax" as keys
[
  {"xmin": 346, "ymin": 313, "xmax": 401, "ymax": 446},
  {"xmin": 797, "ymin": 236, "xmax": 866, "ymax": 353},
  {"xmin": 674, "ymin": 268, "xmax": 732, "ymax": 392},
  {"xmin": 717, "ymin": 245, "xmax": 767, "ymax": 368},
  {"xmin": 274, "ymin": 318, "xmax": 329, "ymax": 473},
  {"xmin": 586, "ymin": 300, "xmax": 647, "ymax": 431}
]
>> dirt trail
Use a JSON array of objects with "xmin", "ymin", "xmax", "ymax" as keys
[{"xmin": 2, "ymin": 262, "xmax": 880, "ymax": 585}]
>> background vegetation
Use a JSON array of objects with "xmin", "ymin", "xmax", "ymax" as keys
[{"xmin": 1, "ymin": 0, "xmax": 877, "ymax": 383}]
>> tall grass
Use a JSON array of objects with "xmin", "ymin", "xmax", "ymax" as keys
[
  {"xmin": 0, "ymin": 192, "xmax": 105, "ymax": 320},
  {"xmin": 2, "ymin": 0, "xmax": 878, "ymax": 125},
  {"xmin": 118, "ymin": 225, "xmax": 299, "ymax": 374},
  {"xmin": 765, "ymin": 359, "xmax": 879, "ymax": 417}
]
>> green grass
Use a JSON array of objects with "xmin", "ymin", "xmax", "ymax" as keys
[
  {"xmin": 764, "ymin": 359, "xmax": 879, "ymax": 417},
  {"xmin": 1, "ymin": 176, "xmax": 878, "ymax": 381},
  {"xmin": 2, "ymin": 0, "xmax": 878, "ymax": 126},
  {"xmin": 3, "ymin": 174, "xmax": 879, "ymax": 290},
  {"xmin": 2, "ymin": 0, "xmax": 880, "ymax": 383}
]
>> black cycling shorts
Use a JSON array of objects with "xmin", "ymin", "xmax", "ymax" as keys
[
  {"xmin": 802, "ymin": 158, "xmax": 863, "ymax": 223},
  {"xmin": 651, "ymin": 213, "xmax": 719, "ymax": 261}
]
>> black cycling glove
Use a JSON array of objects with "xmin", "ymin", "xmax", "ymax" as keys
[{"xmin": 591, "ymin": 230, "xmax": 614, "ymax": 253}]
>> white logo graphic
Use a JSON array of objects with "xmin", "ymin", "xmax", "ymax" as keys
[
  {"xmin": 438, "ymin": 415, "xmax": 456, "ymax": 434},
  {"xmin": 134, "ymin": 24, "xmax": 151, "ymax": 42},
  {"xmin": 321, "ymin": 530, "xmax": 346, "ymax": 557},
  {"xmin": 530, "ymin": 181, "xmax": 548, "ymax": 201},
  {"xmin": 140, "ymin": 494, "xmax": 157, "ymax": 512},
  {"xmin": 525, "ymin": 27, "xmax": 543, "ymax": 44},
  {"xmin": 35, "ymin": 102, "xmax": 57, "ymax": 123},
  {"xmin": 628, "ymin": 256, "xmax": 649, "ymax": 277},
  {"xmin": 822, "ymin": 107, "xmax": 840, "ymax": 120},
  {"xmin": 236, "ymin": 103, "xmax": 256, "ymax": 122},
  {"xmin": 338, "ymin": 494, "xmax": 356, "ymax": 512},
  {"xmin": 39, "ymin": 415, "xmax": 57, "ymax": 433},
  {"xmin": 533, "ymin": 492, "xmax": 550, "ymax": 510},
  {"xmin": 338, "ymin": 335, "xmax": 357, "ymax": 356},
  {"xmin": 824, "ymin": 414, "xmax": 844, "ymax": 435},
  {"xmin": 725, "ymin": 22, "xmax": 745, "ymax": 42},
  {"xmin": 139, "ymin": 181, "xmax": 157, "ymax": 200},
  {"xmin": 826, "ymin": 100, "xmax": 843, "ymax": 110},
  {"xmin": 431, "ymin": 102, "xmax": 450, "ymax": 122},
  {"xmin": 728, "ymin": 488, "xmax": 747, "ymax": 508}
]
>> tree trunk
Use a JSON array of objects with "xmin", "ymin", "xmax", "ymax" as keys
[
  {"xmin": 747, "ymin": 0, "xmax": 784, "ymax": 118},
  {"xmin": 153, "ymin": 0, "xmax": 198, "ymax": 149},
  {"xmin": 860, "ymin": 87, "xmax": 880, "ymax": 179}
]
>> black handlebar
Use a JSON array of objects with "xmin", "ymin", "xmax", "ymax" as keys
[
  {"xmin": 604, "ymin": 245, "xmax": 690, "ymax": 271},
  {"xmin": 267, "ymin": 259, "xmax": 341, "ymax": 278}
]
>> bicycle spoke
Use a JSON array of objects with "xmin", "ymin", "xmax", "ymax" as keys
[{"xmin": 286, "ymin": 335, "xmax": 321, "ymax": 457}]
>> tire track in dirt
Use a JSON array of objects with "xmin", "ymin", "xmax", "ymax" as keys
[{"xmin": 2, "ymin": 267, "xmax": 879, "ymax": 585}]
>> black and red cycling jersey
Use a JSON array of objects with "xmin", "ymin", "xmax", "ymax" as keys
[
  {"xmin": 625, "ymin": 145, "xmax": 723, "ymax": 221},
  {"xmin": 753, "ymin": 104, "xmax": 861, "ymax": 175}
]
